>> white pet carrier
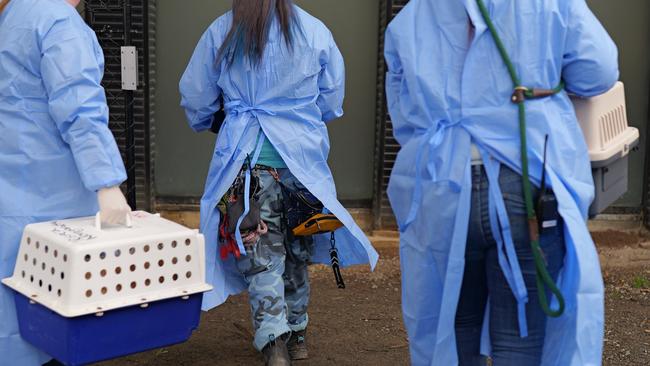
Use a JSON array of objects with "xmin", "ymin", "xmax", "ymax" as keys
[
  {"xmin": 2, "ymin": 211, "xmax": 213, "ymax": 365},
  {"xmin": 571, "ymin": 82, "xmax": 640, "ymax": 216}
]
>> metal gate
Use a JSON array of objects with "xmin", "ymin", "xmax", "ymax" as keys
[
  {"xmin": 83, "ymin": 0, "xmax": 156, "ymax": 211},
  {"xmin": 373, "ymin": 0, "xmax": 410, "ymax": 230}
]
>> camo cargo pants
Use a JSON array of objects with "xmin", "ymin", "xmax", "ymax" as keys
[{"xmin": 235, "ymin": 168, "xmax": 313, "ymax": 351}]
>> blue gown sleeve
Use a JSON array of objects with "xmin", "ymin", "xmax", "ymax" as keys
[
  {"xmin": 41, "ymin": 17, "xmax": 127, "ymax": 192},
  {"xmin": 384, "ymin": 28, "xmax": 414, "ymax": 146},
  {"xmin": 317, "ymin": 32, "xmax": 345, "ymax": 122},
  {"xmin": 562, "ymin": 0, "xmax": 619, "ymax": 97},
  {"xmin": 179, "ymin": 27, "xmax": 223, "ymax": 132}
]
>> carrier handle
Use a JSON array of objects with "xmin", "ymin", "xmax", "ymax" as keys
[{"xmin": 94, "ymin": 212, "xmax": 133, "ymax": 231}]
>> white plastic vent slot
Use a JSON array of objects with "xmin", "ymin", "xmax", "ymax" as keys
[
  {"xmin": 598, "ymin": 105, "xmax": 626, "ymax": 148},
  {"xmin": 2, "ymin": 212, "xmax": 212, "ymax": 318},
  {"xmin": 571, "ymin": 82, "xmax": 639, "ymax": 163}
]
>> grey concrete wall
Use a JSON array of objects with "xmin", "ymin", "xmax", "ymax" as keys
[
  {"xmin": 154, "ymin": 0, "xmax": 379, "ymax": 203},
  {"xmin": 589, "ymin": 0, "xmax": 650, "ymax": 209}
]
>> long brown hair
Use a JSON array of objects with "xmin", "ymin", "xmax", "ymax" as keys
[{"xmin": 218, "ymin": 0, "xmax": 297, "ymax": 67}]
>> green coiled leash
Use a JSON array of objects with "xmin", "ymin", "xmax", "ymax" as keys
[{"xmin": 476, "ymin": 0, "xmax": 565, "ymax": 317}]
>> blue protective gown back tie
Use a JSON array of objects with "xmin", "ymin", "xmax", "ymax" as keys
[
  {"xmin": 482, "ymin": 150, "xmax": 530, "ymax": 338},
  {"xmin": 404, "ymin": 119, "xmax": 461, "ymax": 230},
  {"xmin": 233, "ymin": 131, "xmax": 265, "ymax": 255}
]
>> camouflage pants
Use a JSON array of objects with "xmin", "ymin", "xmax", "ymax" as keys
[{"xmin": 235, "ymin": 168, "xmax": 313, "ymax": 351}]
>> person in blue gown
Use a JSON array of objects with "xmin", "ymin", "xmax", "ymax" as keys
[
  {"xmin": 385, "ymin": 0, "xmax": 618, "ymax": 365},
  {"xmin": 0, "ymin": 0, "xmax": 131, "ymax": 365},
  {"xmin": 179, "ymin": 0, "xmax": 378, "ymax": 364}
]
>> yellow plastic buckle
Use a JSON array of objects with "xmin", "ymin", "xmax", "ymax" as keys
[{"xmin": 292, "ymin": 214, "xmax": 344, "ymax": 237}]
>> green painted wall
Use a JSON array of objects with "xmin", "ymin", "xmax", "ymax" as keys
[
  {"xmin": 154, "ymin": 0, "xmax": 379, "ymax": 202},
  {"xmin": 589, "ymin": 0, "xmax": 650, "ymax": 209},
  {"xmin": 154, "ymin": 0, "xmax": 647, "ymax": 209}
]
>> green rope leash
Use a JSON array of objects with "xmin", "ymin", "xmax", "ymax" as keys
[{"xmin": 476, "ymin": 0, "xmax": 565, "ymax": 318}]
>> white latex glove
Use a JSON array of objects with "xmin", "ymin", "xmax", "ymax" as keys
[{"xmin": 97, "ymin": 186, "xmax": 132, "ymax": 225}]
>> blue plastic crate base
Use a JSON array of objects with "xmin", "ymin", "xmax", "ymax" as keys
[{"xmin": 14, "ymin": 292, "xmax": 203, "ymax": 366}]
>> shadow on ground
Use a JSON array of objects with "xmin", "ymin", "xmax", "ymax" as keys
[{"xmin": 98, "ymin": 232, "xmax": 650, "ymax": 366}]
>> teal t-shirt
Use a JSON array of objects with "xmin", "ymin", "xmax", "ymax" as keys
[{"xmin": 256, "ymin": 132, "xmax": 287, "ymax": 168}]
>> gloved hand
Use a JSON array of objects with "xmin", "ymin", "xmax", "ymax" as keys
[{"xmin": 97, "ymin": 186, "xmax": 132, "ymax": 225}]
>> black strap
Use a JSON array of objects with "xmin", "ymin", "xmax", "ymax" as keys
[{"xmin": 330, "ymin": 232, "xmax": 345, "ymax": 289}]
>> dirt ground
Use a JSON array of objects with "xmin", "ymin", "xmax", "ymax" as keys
[
  {"xmin": 594, "ymin": 231, "xmax": 650, "ymax": 366},
  {"xmin": 99, "ymin": 231, "xmax": 650, "ymax": 366}
]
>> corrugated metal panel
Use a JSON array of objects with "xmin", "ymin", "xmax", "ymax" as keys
[
  {"xmin": 145, "ymin": 0, "xmax": 156, "ymax": 210},
  {"xmin": 83, "ymin": 0, "xmax": 154, "ymax": 211},
  {"xmin": 374, "ymin": 0, "xmax": 410, "ymax": 229}
]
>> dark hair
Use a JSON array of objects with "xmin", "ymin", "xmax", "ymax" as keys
[{"xmin": 218, "ymin": 0, "xmax": 297, "ymax": 67}]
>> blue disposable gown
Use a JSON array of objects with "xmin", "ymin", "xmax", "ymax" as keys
[
  {"xmin": 180, "ymin": 7, "xmax": 379, "ymax": 310},
  {"xmin": 385, "ymin": 0, "xmax": 618, "ymax": 365},
  {"xmin": 0, "ymin": 1, "xmax": 127, "ymax": 365}
]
